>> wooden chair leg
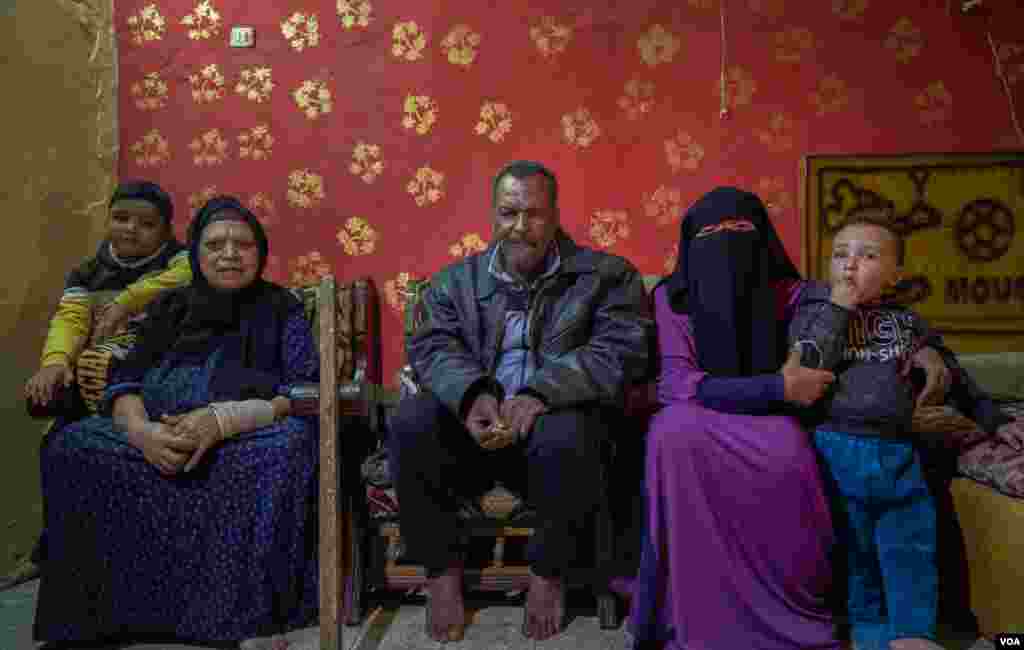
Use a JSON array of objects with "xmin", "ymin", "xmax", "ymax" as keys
[
  {"xmin": 597, "ymin": 592, "xmax": 619, "ymax": 630},
  {"xmin": 344, "ymin": 505, "xmax": 365, "ymax": 626},
  {"xmin": 596, "ymin": 507, "xmax": 620, "ymax": 630},
  {"xmin": 596, "ymin": 451, "xmax": 620, "ymax": 630}
]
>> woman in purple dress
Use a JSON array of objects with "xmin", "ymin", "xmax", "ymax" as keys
[{"xmin": 628, "ymin": 187, "xmax": 954, "ymax": 650}]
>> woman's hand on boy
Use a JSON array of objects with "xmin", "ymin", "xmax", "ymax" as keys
[
  {"xmin": 781, "ymin": 348, "xmax": 835, "ymax": 407},
  {"xmin": 908, "ymin": 347, "xmax": 952, "ymax": 408},
  {"xmin": 24, "ymin": 364, "xmax": 74, "ymax": 406}
]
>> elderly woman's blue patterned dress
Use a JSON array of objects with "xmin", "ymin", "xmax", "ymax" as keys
[{"xmin": 34, "ymin": 311, "xmax": 319, "ymax": 644}]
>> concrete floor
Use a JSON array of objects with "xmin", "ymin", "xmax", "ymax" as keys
[
  {"xmin": 0, "ymin": 579, "xmax": 995, "ymax": 650},
  {"xmin": 1, "ymin": 581, "xmax": 633, "ymax": 650}
]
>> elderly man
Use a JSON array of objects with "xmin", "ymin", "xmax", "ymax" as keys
[{"xmin": 389, "ymin": 160, "xmax": 653, "ymax": 642}]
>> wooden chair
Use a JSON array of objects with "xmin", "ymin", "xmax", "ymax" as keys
[{"xmin": 305, "ymin": 275, "xmax": 388, "ymax": 650}]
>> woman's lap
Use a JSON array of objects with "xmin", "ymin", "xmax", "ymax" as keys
[
  {"xmin": 639, "ymin": 401, "xmax": 839, "ymax": 649},
  {"xmin": 35, "ymin": 417, "xmax": 319, "ymax": 643}
]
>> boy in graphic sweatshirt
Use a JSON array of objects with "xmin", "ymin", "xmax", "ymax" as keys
[{"xmin": 789, "ymin": 217, "xmax": 1018, "ymax": 650}]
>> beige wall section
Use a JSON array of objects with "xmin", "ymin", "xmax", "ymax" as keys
[{"xmin": 0, "ymin": 0, "xmax": 116, "ymax": 576}]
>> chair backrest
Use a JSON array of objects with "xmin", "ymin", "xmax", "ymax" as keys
[
  {"xmin": 291, "ymin": 276, "xmax": 382, "ymax": 385},
  {"xmin": 402, "ymin": 278, "xmax": 429, "ymax": 339}
]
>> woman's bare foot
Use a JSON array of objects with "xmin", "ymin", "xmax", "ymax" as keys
[
  {"xmin": 426, "ymin": 566, "xmax": 466, "ymax": 643},
  {"xmin": 523, "ymin": 570, "xmax": 565, "ymax": 640},
  {"xmin": 890, "ymin": 638, "xmax": 945, "ymax": 650}
]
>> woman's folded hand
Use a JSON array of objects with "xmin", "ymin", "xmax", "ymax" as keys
[
  {"xmin": 137, "ymin": 421, "xmax": 198, "ymax": 476},
  {"xmin": 161, "ymin": 408, "xmax": 224, "ymax": 472}
]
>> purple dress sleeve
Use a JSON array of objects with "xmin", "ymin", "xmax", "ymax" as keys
[{"xmin": 653, "ymin": 285, "xmax": 705, "ymax": 406}]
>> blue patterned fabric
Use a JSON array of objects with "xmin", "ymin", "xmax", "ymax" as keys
[{"xmin": 34, "ymin": 312, "xmax": 319, "ymax": 645}]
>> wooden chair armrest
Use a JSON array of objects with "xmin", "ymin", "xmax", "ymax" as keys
[
  {"xmin": 285, "ymin": 380, "xmax": 398, "ymax": 423},
  {"xmin": 286, "ymin": 382, "xmax": 320, "ymax": 418},
  {"xmin": 337, "ymin": 381, "xmax": 399, "ymax": 433}
]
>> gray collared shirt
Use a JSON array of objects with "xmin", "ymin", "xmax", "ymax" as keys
[{"xmin": 488, "ymin": 240, "xmax": 561, "ymax": 396}]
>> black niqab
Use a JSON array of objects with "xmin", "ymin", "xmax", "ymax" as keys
[{"xmin": 662, "ymin": 186, "xmax": 800, "ymax": 377}]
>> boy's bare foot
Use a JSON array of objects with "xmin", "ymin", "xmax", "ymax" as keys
[
  {"xmin": 426, "ymin": 566, "xmax": 466, "ymax": 643},
  {"xmin": 890, "ymin": 638, "xmax": 945, "ymax": 650},
  {"xmin": 522, "ymin": 570, "xmax": 565, "ymax": 640}
]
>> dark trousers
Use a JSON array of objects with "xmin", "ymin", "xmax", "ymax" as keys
[
  {"xmin": 388, "ymin": 391, "xmax": 610, "ymax": 578},
  {"xmin": 815, "ymin": 429, "xmax": 938, "ymax": 650}
]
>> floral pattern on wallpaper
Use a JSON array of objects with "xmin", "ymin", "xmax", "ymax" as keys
[
  {"xmin": 337, "ymin": 217, "xmax": 379, "ymax": 256},
  {"xmin": 131, "ymin": 72, "xmax": 169, "ymax": 110},
  {"xmin": 127, "ymin": 4, "xmax": 166, "ymax": 44},
  {"xmin": 116, "ymin": 0, "xmax": 1024, "ymax": 382},
  {"xmin": 235, "ymin": 67, "xmax": 274, "ymax": 103},
  {"xmin": 337, "ymin": 0, "xmax": 373, "ymax": 30},
  {"xmin": 350, "ymin": 142, "xmax": 384, "ymax": 183},
  {"xmin": 281, "ymin": 12, "xmax": 320, "ymax": 52},
  {"xmin": 475, "ymin": 102, "xmax": 513, "ymax": 143},
  {"xmin": 188, "ymin": 64, "xmax": 225, "ymax": 104},
  {"xmin": 180, "ymin": 1, "xmax": 223, "ymax": 40},
  {"xmin": 530, "ymin": 16, "xmax": 572, "ymax": 58}
]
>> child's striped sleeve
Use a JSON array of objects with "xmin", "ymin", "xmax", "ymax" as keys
[{"xmin": 40, "ymin": 286, "xmax": 92, "ymax": 368}]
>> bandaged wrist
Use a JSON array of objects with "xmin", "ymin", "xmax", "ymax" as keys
[
  {"xmin": 208, "ymin": 399, "xmax": 276, "ymax": 438},
  {"xmin": 207, "ymin": 404, "xmax": 229, "ymax": 439}
]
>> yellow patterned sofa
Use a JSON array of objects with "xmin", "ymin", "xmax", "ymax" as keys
[{"xmin": 944, "ymin": 353, "xmax": 1024, "ymax": 636}]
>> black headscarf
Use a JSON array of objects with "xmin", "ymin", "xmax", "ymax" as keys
[
  {"xmin": 661, "ymin": 186, "xmax": 800, "ymax": 377},
  {"xmin": 109, "ymin": 180, "xmax": 175, "ymax": 226},
  {"xmin": 113, "ymin": 196, "xmax": 302, "ymax": 402},
  {"xmin": 177, "ymin": 196, "xmax": 272, "ymax": 346}
]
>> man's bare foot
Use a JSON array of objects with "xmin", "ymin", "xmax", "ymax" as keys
[
  {"xmin": 523, "ymin": 570, "xmax": 565, "ymax": 640},
  {"xmin": 426, "ymin": 566, "xmax": 466, "ymax": 643},
  {"xmin": 890, "ymin": 638, "xmax": 945, "ymax": 650}
]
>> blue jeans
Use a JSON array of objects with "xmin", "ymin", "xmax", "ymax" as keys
[{"xmin": 814, "ymin": 430, "xmax": 938, "ymax": 650}]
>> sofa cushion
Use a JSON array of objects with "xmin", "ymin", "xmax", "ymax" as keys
[
  {"xmin": 915, "ymin": 400, "xmax": 1024, "ymax": 499},
  {"xmin": 956, "ymin": 401, "xmax": 1024, "ymax": 499},
  {"xmin": 957, "ymin": 352, "xmax": 1024, "ymax": 401}
]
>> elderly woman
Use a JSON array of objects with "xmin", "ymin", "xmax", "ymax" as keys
[
  {"xmin": 34, "ymin": 197, "xmax": 319, "ymax": 647},
  {"xmin": 628, "ymin": 187, "xmax": 956, "ymax": 650}
]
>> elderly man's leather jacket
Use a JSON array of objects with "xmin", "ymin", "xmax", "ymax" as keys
[{"xmin": 407, "ymin": 231, "xmax": 654, "ymax": 418}]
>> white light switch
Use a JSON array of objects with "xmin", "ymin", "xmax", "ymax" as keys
[{"xmin": 230, "ymin": 26, "xmax": 254, "ymax": 48}]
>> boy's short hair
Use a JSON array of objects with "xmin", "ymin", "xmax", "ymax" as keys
[
  {"xmin": 110, "ymin": 180, "xmax": 174, "ymax": 226},
  {"xmin": 839, "ymin": 211, "xmax": 905, "ymax": 265}
]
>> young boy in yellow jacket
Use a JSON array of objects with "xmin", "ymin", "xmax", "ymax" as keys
[
  {"xmin": 4, "ymin": 181, "xmax": 193, "ymax": 591},
  {"xmin": 24, "ymin": 180, "xmax": 191, "ymax": 414}
]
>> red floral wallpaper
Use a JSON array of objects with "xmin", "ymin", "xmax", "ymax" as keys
[{"xmin": 116, "ymin": 0, "xmax": 1024, "ymax": 384}]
